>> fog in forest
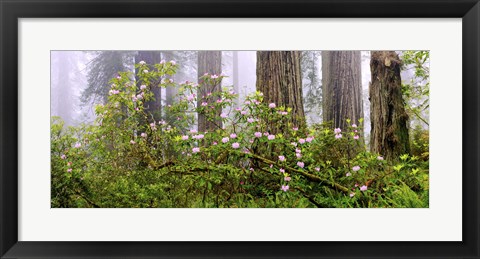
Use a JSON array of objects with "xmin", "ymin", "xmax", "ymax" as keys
[{"xmin": 51, "ymin": 50, "xmax": 429, "ymax": 140}]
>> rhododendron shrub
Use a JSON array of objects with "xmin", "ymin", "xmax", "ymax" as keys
[{"xmin": 51, "ymin": 61, "xmax": 429, "ymax": 208}]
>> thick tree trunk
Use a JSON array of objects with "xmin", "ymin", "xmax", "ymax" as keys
[
  {"xmin": 369, "ymin": 51, "xmax": 410, "ymax": 159},
  {"xmin": 322, "ymin": 51, "xmax": 363, "ymax": 131},
  {"xmin": 136, "ymin": 51, "xmax": 161, "ymax": 121},
  {"xmin": 197, "ymin": 51, "xmax": 222, "ymax": 132},
  {"xmin": 256, "ymin": 51, "xmax": 305, "ymax": 129}
]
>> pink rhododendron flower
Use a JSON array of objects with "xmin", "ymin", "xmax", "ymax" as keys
[
  {"xmin": 360, "ymin": 185, "xmax": 368, "ymax": 191},
  {"xmin": 211, "ymin": 74, "xmax": 219, "ymax": 79},
  {"xmin": 254, "ymin": 132, "xmax": 262, "ymax": 138},
  {"xmin": 220, "ymin": 113, "xmax": 227, "ymax": 118},
  {"xmin": 264, "ymin": 132, "xmax": 269, "ymax": 136},
  {"xmin": 268, "ymin": 134, "xmax": 275, "ymax": 140},
  {"xmin": 352, "ymin": 124, "xmax": 357, "ymax": 128},
  {"xmin": 296, "ymin": 153, "xmax": 302, "ymax": 159},
  {"xmin": 269, "ymin": 103, "xmax": 276, "ymax": 108},
  {"xmin": 130, "ymin": 140, "xmax": 136, "ymax": 144},
  {"xmin": 222, "ymin": 137, "xmax": 229, "ymax": 143},
  {"xmin": 354, "ymin": 135, "xmax": 360, "ymax": 140},
  {"xmin": 170, "ymin": 60, "xmax": 176, "ymax": 65},
  {"xmin": 141, "ymin": 133, "xmax": 147, "ymax": 138},
  {"xmin": 335, "ymin": 134, "xmax": 342, "ymax": 139},
  {"xmin": 74, "ymin": 143, "xmax": 81, "ymax": 148},
  {"xmin": 232, "ymin": 142, "xmax": 240, "ymax": 149},
  {"xmin": 281, "ymin": 185, "xmax": 289, "ymax": 192},
  {"xmin": 247, "ymin": 118, "xmax": 255, "ymax": 123},
  {"xmin": 315, "ymin": 167, "xmax": 320, "ymax": 172},
  {"xmin": 377, "ymin": 156, "xmax": 384, "ymax": 160},
  {"xmin": 297, "ymin": 162, "xmax": 305, "ymax": 168},
  {"xmin": 67, "ymin": 162, "xmax": 72, "ymax": 166},
  {"xmin": 346, "ymin": 172, "xmax": 352, "ymax": 177},
  {"xmin": 192, "ymin": 147, "xmax": 200, "ymax": 153},
  {"xmin": 235, "ymin": 107, "xmax": 242, "ymax": 111},
  {"xmin": 143, "ymin": 69, "xmax": 149, "ymax": 73},
  {"xmin": 295, "ymin": 148, "xmax": 301, "ymax": 153},
  {"xmin": 298, "ymin": 138, "xmax": 305, "ymax": 144},
  {"xmin": 250, "ymin": 168, "xmax": 255, "ymax": 171},
  {"xmin": 230, "ymin": 133, "xmax": 237, "ymax": 139},
  {"xmin": 355, "ymin": 183, "xmax": 359, "ymax": 187},
  {"xmin": 201, "ymin": 102, "xmax": 208, "ymax": 106},
  {"xmin": 216, "ymin": 99, "xmax": 223, "ymax": 103},
  {"xmin": 60, "ymin": 154, "xmax": 66, "ymax": 160},
  {"xmin": 139, "ymin": 61, "xmax": 146, "ymax": 65},
  {"xmin": 291, "ymin": 142, "xmax": 297, "ymax": 147},
  {"xmin": 350, "ymin": 193, "xmax": 355, "ymax": 198},
  {"xmin": 352, "ymin": 166, "xmax": 360, "ymax": 172},
  {"xmin": 67, "ymin": 168, "xmax": 72, "ymax": 173},
  {"xmin": 181, "ymin": 135, "xmax": 189, "ymax": 140},
  {"xmin": 278, "ymin": 155, "xmax": 286, "ymax": 162},
  {"xmin": 334, "ymin": 128, "xmax": 342, "ymax": 134},
  {"xmin": 190, "ymin": 129, "xmax": 197, "ymax": 134},
  {"xmin": 284, "ymin": 176, "xmax": 291, "ymax": 182},
  {"xmin": 160, "ymin": 60, "xmax": 166, "ymax": 64},
  {"xmin": 193, "ymin": 134, "xmax": 204, "ymax": 139},
  {"xmin": 292, "ymin": 127, "xmax": 298, "ymax": 131},
  {"xmin": 140, "ymin": 84, "xmax": 147, "ymax": 90},
  {"xmin": 244, "ymin": 100, "xmax": 251, "ymax": 105},
  {"xmin": 280, "ymin": 168, "xmax": 285, "ymax": 173},
  {"xmin": 241, "ymin": 111, "xmax": 247, "ymax": 115},
  {"xmin": 213, "ymin": 142, "xmax": 218, "ymax": 145}
]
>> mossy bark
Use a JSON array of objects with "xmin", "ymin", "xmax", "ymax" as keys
[
  {"xmin": 322, "ymin": 51, "xmax": 363, "ymax": 131},
  {"xmin": 197, "ymin": 51, "xmax": 222, "ymax": 132},
  {"xmin": 369, "ymin": 51, "xmax": 410, "ymax": 159}
]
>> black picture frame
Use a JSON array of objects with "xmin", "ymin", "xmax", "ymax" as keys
[{"xmin": 1, "ymin": 0, "xmax": 479, "ymax": 258}]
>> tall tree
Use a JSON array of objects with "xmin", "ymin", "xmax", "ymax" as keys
[
  {"xmin": 322, "ymin": 51, "xmax": 363, "ymax": 130},
  {"xmin": 197, "ymin": 51, "xmax": 222, "ymax": 132},
  {"xmin": 232, "ymin": 51, "xmax": 240, "ymax": 106},
  {"xmin": 82, "ymin": 51, "xmax": 134, "ymax": 105},
  {"xmin": 369, "ymin": 51, "xmax": 410, "ymax": 159},
  {"xmin": 256, "ymin": 51, "xmax": 305, "ymax": 129},
  {"xmin": 51, "ymin": 51, "xmax": 73, "ymax": 125},
  {"xmin": 136, "ymin": 51, "xmax": 161, "ymax": 121},
  {"xmin": 301, "ymin": 51, "xmax": 321, "ymax": 124},
  {"xmin": 164, "ymin": 51, "xmax": 176, "ymax": 107}
]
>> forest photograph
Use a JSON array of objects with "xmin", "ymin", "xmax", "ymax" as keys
[{"xmin": 51, "ymin": 50, "xmax": 430, "ymax": 208}]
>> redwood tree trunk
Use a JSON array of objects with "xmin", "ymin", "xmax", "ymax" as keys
[
  {"xmin": 256, "ymin": 51, "xmax": 305, "ymax": 129},
  {"xmin": 197, "ymin": 51, "xmax": 222, "ymax": 132},
  {"xmin": 136, "ymin": 51, "xmax": 161, "ymax": 121},
  {"xmin": 369, "ymin": 51, "xmax": 410, "ymax": 159},
  {"xmin": 322, "ymin": 51, "xmax": 363, "ymax": 131}
]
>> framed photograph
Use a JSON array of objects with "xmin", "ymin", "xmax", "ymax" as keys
[{"xmin": 1, "ymin": 0, "xmax": 479, "ymax": 258}]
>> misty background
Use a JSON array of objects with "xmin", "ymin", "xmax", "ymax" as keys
[{"xmin": 51, "ymin": 50, "xmax": 428, "ymax": 141}]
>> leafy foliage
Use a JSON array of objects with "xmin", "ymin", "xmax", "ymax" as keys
[{"xmin": 52, "ymin": 61, "xmax": 429, "ymax": 208}]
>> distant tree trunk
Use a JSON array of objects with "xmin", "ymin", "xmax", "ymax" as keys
[
  {"xmin": 55, "ymin": 52, "xmax": 73, "ymax": 126},
  {"xmin": 136, "ymin": 51, "xmax": 161, "ymax": 121},
  {"xmin": 164, "ymin": 51, "xmax": 176, "ymax": 107},
  {"xmin": 369, "ymin": 51, "xmax": 410, "ymax": 159},
  {"xmin": 197, "ymin": 51, "xmax": 222, "ymax": 132},
  {"xmin": 232, "ymin": 51, "xmax": 240, "ymax": 105},
  {"xmin": 322, "ymin": 51, "xmax": 363, "ymax": 131},
  {"xmin": 256, "ymin": 51, "xmax": 305, "ymax": 130}
]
